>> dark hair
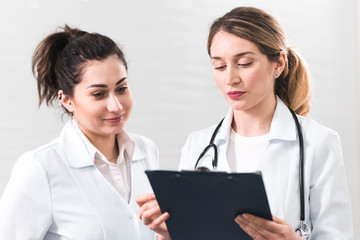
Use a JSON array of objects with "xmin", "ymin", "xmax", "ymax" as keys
[
  {"xmin": 207, "ymin": 7, "xmax": 311, "ymax": 116},
  {"xmin": 32, "ymin": 25, "xmax": 127, "ymax": 113}
]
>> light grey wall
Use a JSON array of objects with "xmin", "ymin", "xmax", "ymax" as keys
[{"xmin": 0, "ymin": 0, "xmax": 359, "ymax": 237}]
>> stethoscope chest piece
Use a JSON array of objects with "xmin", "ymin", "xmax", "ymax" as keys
[{"xmin": 296, "ymin": 221, "xmax": 311, "ymax": 239}]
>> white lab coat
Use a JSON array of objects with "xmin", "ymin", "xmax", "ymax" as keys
[
  {"xmin": 179, "ymin": 99, "xmax": 354, "ymax": 239},
  {"xmin": 0, "ymin": 121, "xmax": 158, "ymax": 240}
]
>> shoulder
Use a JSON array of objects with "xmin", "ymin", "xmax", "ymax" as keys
[
  {"xmin": 298, "ymin": 115, "xmax": 340, "ymax": 145},
  {"xmin": 179, "ymin": 124, "xmax": 219, "ymax": 170},
  {"xmin": 185, "ymin": 124, "xmax": 218, "ymax": 143},
  {"xmin": 5, "ymin": 138, "xmax": 62, "ymax": 198},
  {"xmin": 128, "ymin": 132, "xmax": 159, "ymax": 169},
  {"xmin": 298, "ymin": 116, "xmax": 344, "ymax": 174},
  {"xmin": 181, "ymin": 124, "xmax": 218, "ymax": 154},
  {"xmin": 14, "ymin": 137, "xmax": 62, "ymax": 173},
  {"xmin": 130, "ymin": 133, "xmax": 158, "ymax": 152}
]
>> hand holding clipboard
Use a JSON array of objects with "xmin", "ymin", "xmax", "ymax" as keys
[{"xmin": 143, "ymin": 170, "xmax": 272, "ymax": 240}]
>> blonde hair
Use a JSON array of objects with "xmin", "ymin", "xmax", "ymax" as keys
[{"xmin": 207, "ymin": 7, "xmax": 311, "ymax": 116}]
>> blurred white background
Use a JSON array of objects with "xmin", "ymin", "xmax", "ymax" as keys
[{"xmin": 0, "ymin": 0, "xmax": 359, "ymax": 238}]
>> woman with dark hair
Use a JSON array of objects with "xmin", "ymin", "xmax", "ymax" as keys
[
  {"xmin": 137, "ymin": 7, "xmax": 353, "ymax": 240},
  {"xmin": 0, "ymin": 25, "xmax": 158, "ymax": 239}
]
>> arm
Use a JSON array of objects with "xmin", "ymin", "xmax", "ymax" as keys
[
  {"xmin": 136, "ymin": 193, "xmax": 171, "ymax": 240},
  {"xmin": 235, "ymin": 130, "xmax": 354, "ymax": 239},
  {"xmin": 309, "ymin": 131, "xmax": 353, "ymax": 239},
  {"xmin": 0, "ymin": 152, "xmax": 52, "ymax": 239}
]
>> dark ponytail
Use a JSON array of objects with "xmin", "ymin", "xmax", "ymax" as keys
[{"xmin": 32, "ymin": 25, "xmax": 127, "ymax": 112}]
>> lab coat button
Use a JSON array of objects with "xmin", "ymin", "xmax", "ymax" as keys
[{"xmin": 129, "ymin": 216, "xmax": 134, "ymax": 220}]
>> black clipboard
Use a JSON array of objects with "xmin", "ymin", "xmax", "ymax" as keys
[{"xmin": 145, "ymin": 170, "xmax": 272, "ymax": 240}]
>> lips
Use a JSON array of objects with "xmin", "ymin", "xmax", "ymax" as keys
[
  {"xmin": 227, "ymin": 91, "xmax": 246, "ymax": 100},
  {"xmin": 104, "ymin": 115, "xmax": 124, "ymax": 124}
]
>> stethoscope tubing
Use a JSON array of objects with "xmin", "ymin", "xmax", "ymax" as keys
[
  {"xmin": 194, "ymin": 118, "xmax": 224, "ymax": 170},
  {"xmin": 289, "ymin": 109, "xmax": 305, "ymax": 221}
]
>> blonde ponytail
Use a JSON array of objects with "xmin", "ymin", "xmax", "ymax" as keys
[{"xmin": 276, "ymin": 48, "xmax": 311, "ymax": 116}]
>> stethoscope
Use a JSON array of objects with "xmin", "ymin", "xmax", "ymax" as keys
[{"xmin": 194, "ymin": 108, "xmax": 311, "ymax": 239}]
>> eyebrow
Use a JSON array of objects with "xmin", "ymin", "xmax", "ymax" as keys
[
  {"xmin": 211, "ymin": 51, "xmax": 255, "ymax": 60},
  {"xmin": 87, "ymin": 77, "xmax": 127, "ymax": 89}
]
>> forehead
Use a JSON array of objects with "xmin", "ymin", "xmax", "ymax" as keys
[
  {"xmin": 80, "ymin": 55, "xmax": 127, "ymax": 84},
  {"xmin": 210, "ymin": 31, "xmax": 260, "ymax": 57}
]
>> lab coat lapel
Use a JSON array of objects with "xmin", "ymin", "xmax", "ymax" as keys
[
  {"xmin": 59, "ymin": 121, "xmax": 93, "ymax": 168},
  {"xmin": 58, "ymin": 121, "xmax": 141, "ymax": 239},
  {"xmin": 128, "ymin": 144, "xmax": 152, "ymax": 205},
  {"xmin": 268, "ymin": 98, "xmax": 297, "ymax": 141},
  {"xmin": 215, "ymin": 109, "xmax": 233, "ymax": 172},
  {"xmin": 127, "ymin": 138, "xmax": 158, "ymax": 240},
  {"xmin": 260, "ymin": 99, "xmax": 299, "ymax": 218}
]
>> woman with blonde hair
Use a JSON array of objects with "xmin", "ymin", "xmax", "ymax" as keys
[{"xmin": 137, "ymin": 6, "xmax": 353, "ymax": 240}]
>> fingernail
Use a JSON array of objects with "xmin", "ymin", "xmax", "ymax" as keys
[{"xmin": 235, "ymin": 215, "xmax": 242, "ymax": 223}]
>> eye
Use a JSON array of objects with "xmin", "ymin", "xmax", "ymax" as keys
[
  {"xmin": 238, "ymin": 62, "xmax": 252, "ymax": 67},
  {"xmin": 214, "ymin": 65, "xmax": 226, "ymax": 71},
  {"xmin": 116, "ymin": 86, "xmax": 128, "ymax": 94},
  {"xmin": 92, "ymin": 91, "xmax": 106, "ymax": 99}
]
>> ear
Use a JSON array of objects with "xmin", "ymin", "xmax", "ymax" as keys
[
  {"xmin": 58, "ymin": 90, "xmax": 74, "ymax": 113},
  {"xmin": 274, "ymin": 51, "xmax": 286, "ymax": 77}
]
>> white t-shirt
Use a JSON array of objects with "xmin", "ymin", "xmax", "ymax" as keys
[{"xmin": 227, "ymin": 128, "xmax": 270, "ymax": 172}]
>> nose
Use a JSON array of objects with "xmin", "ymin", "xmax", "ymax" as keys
[
  {"xmin": 107, "ymin": 94, "xmax": 123, "ymax": 112},
  {"xmin": 225, "ymin": 64, "xmax": 241, "ymax": 85}
]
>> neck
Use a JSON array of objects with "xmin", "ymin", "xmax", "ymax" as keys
[
  {"xmin": 98, "ymin": 136, "xmax": 118, "ymax": 163},
  {"xmin": 84, "ymin": 132, "xmax": 119, "ymax": 163},
  {"xmin": 232, "ymin": 96, "xmax": 277, "ymax": 137}
]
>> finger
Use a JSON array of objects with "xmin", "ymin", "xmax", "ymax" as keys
[
  {"xmin": 241, "ymin": 214, "xmax": 279, "ymax": 233},
  {"xmin": 236, "ymin": 214, "xmax": 299, "ymax": 240},
  {"xmin": 142, "ymin": 205, "xmax": 162, "ymax": 225},
  {"xmin": 139, "ymin": 200, "xmax": 158, "ymax": 220},
  {"xmin": 235, "ymin": 215, "xmax": 268, "ymax": 240},
  {"xmin": 149, "ymin": 212, "xmax": 170, "ymax": 231},
  {"xmin": 272, "ymin": 215, "xmax": 287, "ymax": 225},
  {"xmin": 141, "ymin": 200, "xmax": 159, "ymax": 211},
  {"xmin": 136, "ymin": 193, "xmax": 156, "ymax": 207}
]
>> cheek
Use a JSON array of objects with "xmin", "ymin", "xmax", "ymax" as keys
[
  {"xmin": 78, "ymin": 104, "xmax": 102, "ymax": 119},
  {"xmin": 245, "ymin": 68, "xmax": 273, "ymax": 87},
  {"xmin": 121, "ymin": 94, "xmax": 133, "ymax": 112},
  {"xmin": 126, "ymin": 99, "xmax": 133, "ymax": 113},
  {"xmin": 213, "ymin": 72, "xmax": 225, "ymax": 89}
]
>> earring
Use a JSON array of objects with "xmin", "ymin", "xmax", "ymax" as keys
[
  {"xmin": 68, "ymin": 111, "xmax": 74, "ymax": 119},
  {"xmin": 275, "ymin": 72, "xmax": 279, "ymax": 78}
]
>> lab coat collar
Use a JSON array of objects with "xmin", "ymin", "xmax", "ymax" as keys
[
  {"xmin": 70, "ymin": 119, "xmax": 138, "ymax": 165},
  {"xmin": 214, "ymin": 109, "xmax": 233, "ymax": 146},
  {"xmin": 60, "ymin": 121, "xmax": 94, "ymax": 168},
  {"xmin": 59, "ymin": 121, "xmax": 146, "ymax": 168},
  {"xmin": 214, "ymin": 97, "xmax": 296, "ymax": 144},
  {"xmin": 269, "ymin": 97, "xmax": 297, "ymax": 141},
  {"xmin": 131, "ymin": 139, "xmax": 147, "ymax": 162}
]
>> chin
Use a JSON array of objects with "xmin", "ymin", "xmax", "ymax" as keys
[
  {"xmin": 229, "ymin": 101, "xmax": 248, "ymax": 111},
  {"xmin": 109, "ymin": 125, "xmax": 125, "ymax": 135}
]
